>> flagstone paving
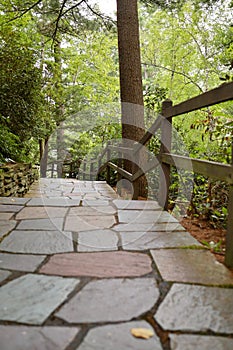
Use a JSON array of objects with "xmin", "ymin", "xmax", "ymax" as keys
[{"xmin": 0, "ymin": 178, "xmax": 232, "ymax": 350}]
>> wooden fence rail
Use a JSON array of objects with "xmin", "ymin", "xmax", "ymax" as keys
[{"xmin": 75, "ymin": 82, "xmax": 233, "ymax": 266}]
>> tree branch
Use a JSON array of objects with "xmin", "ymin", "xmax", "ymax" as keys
[
  {"xmin": 142, "ymin": 62, "xmax": 204, "ymax": 93},
  {"xmin": 6, "ymin": 0, "xmax": 43, "ymax": 22}
]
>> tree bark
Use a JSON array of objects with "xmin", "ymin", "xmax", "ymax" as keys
[{"xmin": 116, "ymin": 0, "xmax": 147, "ymax": 197}]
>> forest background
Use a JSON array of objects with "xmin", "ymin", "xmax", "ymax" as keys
[{"xmin": 0, "ymin": 0, "xmax": 233, "ymax": 233}]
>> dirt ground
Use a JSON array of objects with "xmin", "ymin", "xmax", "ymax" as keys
[{"xmin": 180, "ymin": 216, "xmax": 226, "ymax": 265}]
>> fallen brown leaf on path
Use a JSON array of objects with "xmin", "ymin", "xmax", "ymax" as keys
[{"xmin": 130, "ymin": 328, "xmax": 154, "ymax": 339}]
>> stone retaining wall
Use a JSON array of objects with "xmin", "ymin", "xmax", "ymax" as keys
[{"xmin": 0, "ymin": 163, "xmax": 39, "ymax": 197}]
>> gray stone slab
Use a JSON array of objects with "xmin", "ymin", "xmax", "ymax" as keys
[
  {"xmin": 77, "ymin": 229, "xmax": 118, "ymax": 252},
  {"xmin": 0, "ymin": 326, "xmax": 80, "ymax": 350},
  {"xmin": 118, "ymin": 210, "xmax": 178, "ymax": 223},
  {"xmin": 65, "ymin": 215, "xmax": 116, "ymax": 232},
  {"xmin": 27, "ymin": 198, "xmax": 81, "ymax": 207},
  {"xmin": 16, "ymin": 207, "xmax": 68, "ymax": 220},
  {"xmin": 170, "ymin": 334, "xmax": 233, "ymax": 350},
  {"xmin": 0, "ymin": 230, "xmax": 74, "ymax": 254},
  {"xmin": 151, "ymin": 249, "xmax": 233, "ymax": 286},
  {"xmin": 56, "ymin": 278, "xmax": 159, "ymax": 323},
  {"xmin": 0, "ymin": 220, "xmax": 17, "ymax": 238},
  {"xmin": 0, "ymin": 253, "xmax": 46, "ymax": 272},
  {"xmin": 82, "ymin": 200, "xmax": 110, "ymax": 206},
  {"xmin": 113, "ymin": 199, "xmax": 161, "ymax": 210},
  {"xmin": 114, "ymin": 222, "xmax": 185, "ymax": 232},
  {"xmin": 69, "ymin": 206, "xmax": 117, "ymax": 216},
  {"xmin": 0, "ymin": 269, "xmax": 11, "ymax": 283},
  {"xmin": 155, "ymin": 283, "xmax": 233, "ymax": 333},
  {"xmin": 0, "ymin": 198, "xmax": 29, "ymax": 205},
  {"xmin": 77, "ymin": 321, "xmax": 162, "ymax": 350},
  {"xmin": 0, "ymin": 213, "xmax": 14, "ymax": 220},
  {"xmin": 16, "ymin": 218, "xmax": 63, "ymax": 231},
  {"xmin": 0, "ymin": 274, "xmax": 79, "ymax": 325},
  {"xmin": 120, "ymin": 231, "xmax": 200, "ymax": 250},
  {"xmin": 0, "ymin": 205, "xmax": 23, "ymax": 213}
]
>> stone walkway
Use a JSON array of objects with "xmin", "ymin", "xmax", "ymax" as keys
[{"xmin": 0, "ymin": 178, "xmax": 233, "ymax": 349}]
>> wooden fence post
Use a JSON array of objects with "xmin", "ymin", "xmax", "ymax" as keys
[
  {"xmin": 158, "ymin": 99, "xmax": 173, "ymax": 209},
  {"xmin": 106, "ymin": 146, "xmax": 110, "ymax": 184},
  {"xmin": 90, "ymin": 159, "xmax": 94, "ymax": 181},
  {"xmin": 117, "ymin": 150, "xmax": 123, "ymax": 195},
  {"xmin": 83, "ymin": 160, "xmax": 86, "ymax": 181}
]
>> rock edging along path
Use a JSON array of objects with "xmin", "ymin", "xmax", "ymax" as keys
[{"xmin": 0, "ymin": 178, "xmax": 233, "ymax": 350}]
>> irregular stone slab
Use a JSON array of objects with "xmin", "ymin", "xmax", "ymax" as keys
[
  {"xmin": 56, "ymin": 278, "xmax": 159, "ymax": 323},
  {"xmin": 27, "ymin": 198, "xmax": 81, "ymax": 207},
  {"xmin": 113, "ymin": 199, "xmax": 161, "ymax": 210},
  {"xmin": 0, "ymin": 230, "xmax": 74, "ymax": 254},
  {"xmin": 65, "ymin": 215, "xmax": 115, "ymax": 232},
  {"xmin": 120, "ymin": 231, "xmax": 200, "ymax": 250},
  {"xmin": 151, "ymin": 249, "xmax": 233, "ymax": 286},
  {"xmin": 0, "ymin": 269, "xmax": 11, "ymax": 283},
  {"xmin": 0, "ymin": 205, "xmax": 23, "ymax": 213},
  {"xmin": 0, "ymin": 274, "xmax": 79, "ymax": 325},
  {"xmin": 0, "ymin": 253, "xmax": 46, "ymax": 272},
  {"xmin": 16, "ymin": 207, "xmax": 68, "ymax": 220},
  {"xmin": 170, "ymin": 334, "xmax": 233, "ymax": 350},
  {"xmin": 0, "ymin": 213, "xmax": 14, "ymax": 220},
  {"xmin": 40, "ymin": 251, "xmax": 152, "ymax": 277},
  {"xmin": 114, "ymin": 222, "xmax": 185, "ymax": 232},
  {"xmin": 16, "ymin": 218, "xmax": 63, "ymax": 231},
  {"xmin": 155, "ymin": 283, "xmax": 233, "ymax": 333},
  {"xmin": 118, "ymin": 210, "xmax": 177, "ymax": 223},
  {"xmin": 78, "ymin": 321, "xmax": 162, "ymax": 350},
  {"xmin": 0, "ymin": 326, "xmax": 80, "ymax": 350},
  {"xmin": 0, "ymin": 220, "xmax": 17, "ymax": 238},
  {"xmin": 77, "ymin": 229, "xmax": 118, "ymax": 252},
  {"xmin": 0, "ymin": 198, "xmax": 29, "ymax": 205},
  {"xmin": 82, "ymin": 200, "xmax": 109, "ymax": 206},
  {"xmin": 69, "ymin": 206, "xmax": 116, "ymax": 216}
]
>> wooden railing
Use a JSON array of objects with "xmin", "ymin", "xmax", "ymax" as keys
[{"xmin": 78, "ymin": 82, "xmax": 233, "ymax": 266}]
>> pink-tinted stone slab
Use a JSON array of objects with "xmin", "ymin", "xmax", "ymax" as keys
[
  {"xmin": 40, "ymin": 251, "xmax": 152, "ymax": 277},
  {"xmin": 78, "ymin": 321, "xmax": 162, "ymax": 350},
  {"xmin": 16, "ymin": 207, "xmax": 68, "ymax": 220},
  {"xmin": 155, "ymin": 283, "xmax": 233, "ymax": 333},
  {"xmin": 65, "ymin": 215, "xmax": 115, "ymax": 232},
  {"xmin": 0, "ymin": 326, "xmax": 80, "ymax": 350},
  {"xmin": 170, "ymin": 334, "xmax": 233, "ymax": 350},
  {"xmin": 151, "ymin": 249, "xmax": 233, "ymax": 286},
  {"xmin": 56, "ymin": 278, "xmax": 159, "ymax": 323}
]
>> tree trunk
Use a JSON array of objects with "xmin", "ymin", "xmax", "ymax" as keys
[
  {"xmin": 40, "ymin": 137, "xmax": 49, "ymax": 178},
  {"xmin": 54, "ymin": 38, "xmax": 65, "ymax": 178},
  {"xmin": 116, "ymin": 0, "xmax": 147, "ymax": 198}
]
